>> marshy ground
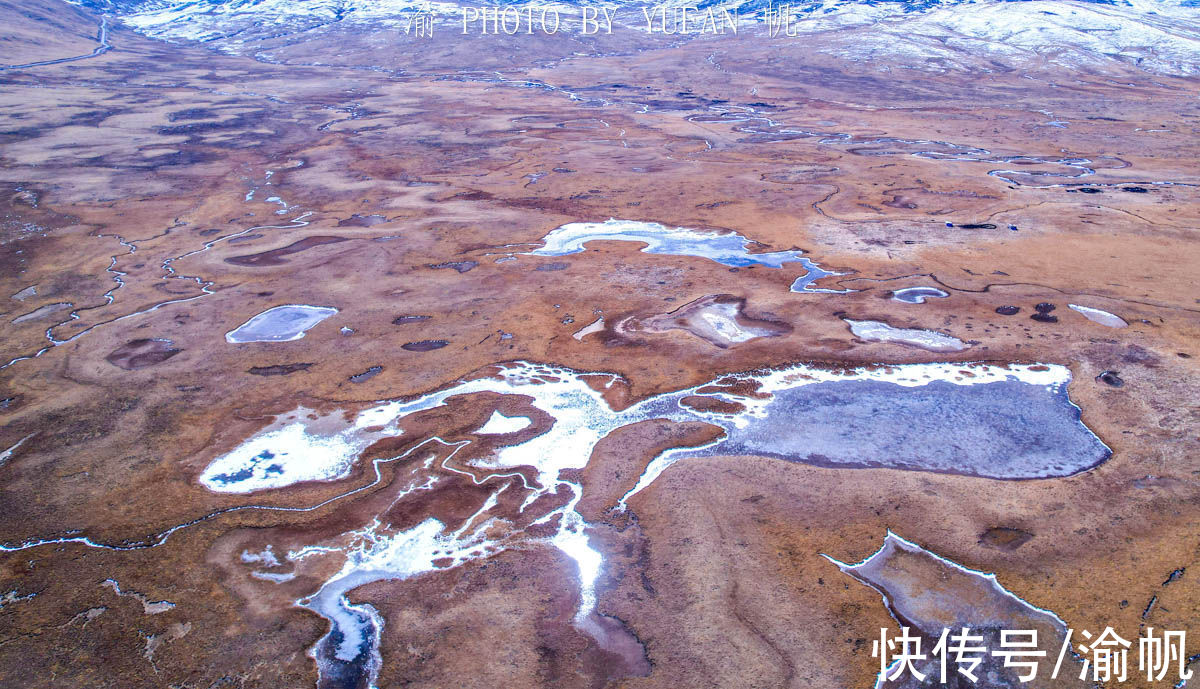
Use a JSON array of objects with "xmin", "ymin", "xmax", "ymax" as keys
[{"xmin": 1, "ymin": 2, "xmax": 1199, "ymax": 687}]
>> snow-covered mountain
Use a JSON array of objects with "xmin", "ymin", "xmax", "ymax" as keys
[
  {"xmin": 69, "ymin": 0, "xmax": 1200, "ymax": 76},
  {"xmin": 784, "ymin": 0, "xmax": 1200, "ymax": 75}
]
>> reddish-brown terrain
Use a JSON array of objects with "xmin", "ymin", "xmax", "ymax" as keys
[{"xmin": 1, "ymin": 0, "xmax": 1198, "ymax": 687}]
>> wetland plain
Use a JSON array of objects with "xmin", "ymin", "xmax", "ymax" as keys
[{"xmin": 1, "ymin": 0, "xmax": 1199, "ymax": 687}]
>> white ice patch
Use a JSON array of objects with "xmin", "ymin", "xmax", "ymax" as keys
[
  {"xmin": 1069, "ymin": 304, "xmax": 1128, "ymax": 328},
  {"xmin": 202, "ymin": 360, "xmax": 1068, "ymax": 498},
  {"xmin": 475, "ymin": 411, "xmax": 532, "ymax": 435},
  {"xmin": 528, "ymin": 218, "xmax": 843, "ymax": 292},
  {"xmin": 225, "ymin": 304, "xmax": 338, "ymax": 343},
  {"xmin": 530, "ymin": 218, "xmax": 806, "ymax": 268},
  {"xmin": 241, "ymin": 545, "xmax": 281, "ymax": 567},
  {"xmin": 700, "ymin": 304, "xmax": 759, "ymax": 343},
  {"xmin": 243, "ymin": 545, "xmax": 297, "ymax": 582},
  {"xmin": 0, "ymin": 433, "xmax": 35, "ymax": 467},
  {"xmin": 199, "ymin": 405, "xmax": 405, "ymax": 493},
  {"xmin": 551, "ymin": 507, "xmax": 602, "ymax": 625},
  {"xmin": 572, "ymin": 317, "xmax": 605, "ymax": 340},
  {"xmin": 294, "ymin": 514, "xmax": 500, "ymax": 664},
  {"xmin": 844, "ymin": 318, "xmax": 969, "ymax": 352},
  {"xmin": 201, "ymin": 357, "xmax": 1087, "ymax": 689},
  {"xmin": 891, "ymin": 286, "xmax": 950, "ymax": 304},
  {"xmin": 251, "ymin": 571, "xmax": 296, "ymax": 583}
]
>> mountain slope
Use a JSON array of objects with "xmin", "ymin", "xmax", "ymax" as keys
[{"xmin": 65, "ymin": 0, "xmax": 1200, "ymax": 76}]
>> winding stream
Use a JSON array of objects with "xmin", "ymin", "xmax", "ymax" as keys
[{"xmin": 0, "ymin": 358, "xmax": 1110, "ymax": 688}]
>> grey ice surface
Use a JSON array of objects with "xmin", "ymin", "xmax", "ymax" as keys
[
  {"xmin": 225, "ymin": 305, "xmax": 338, "ymax": 343},
  {"xmin": 892, "ymin": 286, "xmax": 949, "ymax": 304},
  {"xmin": 683, "ymin": 378, "xmax": 1109, "ymax": 478}
]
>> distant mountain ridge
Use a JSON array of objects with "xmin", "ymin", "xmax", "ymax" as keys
[
  {"xmin": 66, "ymin": 0, "xmax": 1200, "ymax": 76},
  {"xmin": 70, "ymin": 0, "xmax": 1196, "ymax": 13}
]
